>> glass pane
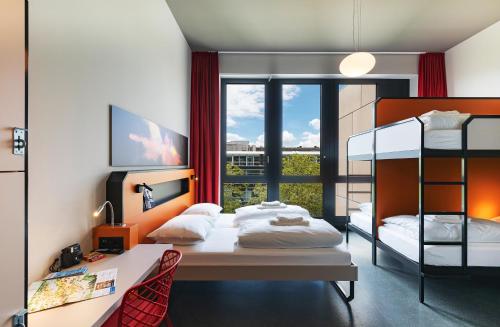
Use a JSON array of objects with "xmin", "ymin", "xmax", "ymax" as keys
[
  {"xmin": 279, "ymin": 183, "xmax": 322, "ymax": 217},
  {"xmin": 338, "ymin": 84, "xmax": 376, "ymax": 176},
  {"xmin": 282, "ymin": 84, "xmax": 321, "ymax": 176},
  {"xmin": 226, "ymin": 84, "xmax": 266, "ymax": 176},
  {"xmin": 335, "ymin": 182, "xmax": 372, "ymax": 216},
  {"xmin": 223, "ymin": 183, "xmax": 267, "ymax": 213}
]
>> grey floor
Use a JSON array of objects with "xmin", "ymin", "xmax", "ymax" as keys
[{"xmin": 168, "ymin": 233, "xmax": 500, "ymax": 327}]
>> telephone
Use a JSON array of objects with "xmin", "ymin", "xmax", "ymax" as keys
[{"xmin": 49, "ymin": 243, "xmax": 83, "ymax": 272}]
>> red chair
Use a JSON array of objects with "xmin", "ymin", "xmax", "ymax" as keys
[{"xmin": 103, "ymin": 250, "xmax": 182, "ymax": 327}]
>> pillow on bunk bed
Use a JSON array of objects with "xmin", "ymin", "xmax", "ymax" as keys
[
  {"xmin": 419, "ymin": 110, "xmax": 470, "ymax": 131},
  {"xmin": 237, "ymin": 218, "xmax": 343, "ymax": 249},
  {"xmin": 182, "ymin": 203, "xmax": 223, "ymax": 218},
  {"xmin": 358, "ymin": 202, "xmax": 372, "ymax": 215},
  {"xmin": 233, "ymin": 204, "xmax": 311, "ymax": 227},
  {"xmin": 147, "ymin": 214, "xmax": 214, "ymax": 245}
]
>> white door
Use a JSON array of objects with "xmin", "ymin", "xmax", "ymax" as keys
[{"xmin": 0, "ymin": 1, "xmax": 27, "ymax": 326}]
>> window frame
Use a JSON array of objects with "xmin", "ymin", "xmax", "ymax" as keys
[{"xmin": 220, "ymin": 78, "xmax": 409, "ymax": 222}]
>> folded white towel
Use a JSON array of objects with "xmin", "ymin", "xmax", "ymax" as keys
[
  {"xmin": 276, "ymin": 213, "xmax": 304, "ymax": 223},
  {"xmin": 261, "ymin": 201, "xmax": 281, "ymax": 207},
  {"xmin": 257, "ymin": 203, "xmax": 287, "ymax": 209},
  {"xmin": 270, "ymin": 218, "xmax": 310, "ymax": 227}
]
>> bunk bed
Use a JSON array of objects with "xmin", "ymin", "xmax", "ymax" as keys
[{"xmin": 346, "ymin": 97, "xmax": 500, "ymax": 303}]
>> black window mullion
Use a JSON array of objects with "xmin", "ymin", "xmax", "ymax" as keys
[
  {"xmin": 322, "ymin": 80, "xmax": 336, "ymax": 220},
  {"xmin": 266, "ymin": 79, "xmax": 281, "ymax": 201}
]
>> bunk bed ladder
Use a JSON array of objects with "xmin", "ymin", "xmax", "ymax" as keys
[{"xmin": 419, "ymin": 149, "xmax": 469, "ymax": 303}]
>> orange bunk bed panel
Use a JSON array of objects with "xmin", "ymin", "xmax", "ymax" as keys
[
  {"xmin": 469, "ymin": 158, "xmax": 500, "ymax": 219},
  {"xmin": 374, "ymin": 98, "xmax": 500, "ymax": 229}
]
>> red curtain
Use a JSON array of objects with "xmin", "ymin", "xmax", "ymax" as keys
[
  {"xmin": 418, "ymin": 53, "xmax": 448, "ymax": 97},
  {"xmin": 190, "ymin": 52, "xmax": 220, "ymax": 204}
]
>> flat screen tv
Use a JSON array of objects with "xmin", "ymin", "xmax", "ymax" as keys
[{"xmin": 110, "ymin": 106, "xmax": 188, "ymax": 167}]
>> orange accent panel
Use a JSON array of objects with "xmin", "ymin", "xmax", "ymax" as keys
[
  {"xmin": 424, "ymin": 158, "xmax": 462, "ymax": 213},
  {"xmin": 376, "ymin": 159, "xmax": 419, "ymax": 227},
  {"xmin": 122, "ymin": 169, "xmax": 195, "ymax": 243},
  {"xmin": 92, "ymin": 223, "xmax": 139, "ymax": 250},
  {"xmin": 469, "ymin": 158, "xmax": 500, "ymax": 219},
  {"xmin": 376, "ymin": 98, "xmax": 500, "ymax": 127}
]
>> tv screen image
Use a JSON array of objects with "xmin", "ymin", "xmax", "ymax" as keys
[{"xmin": 110, "ymin": 106, "xmax": 188, "ymax": 167}]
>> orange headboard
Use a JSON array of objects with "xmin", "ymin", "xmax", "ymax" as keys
[
  {"xmin": 119, "ymin": 169, "xmax": 195, "ymax": 243},
  {"xmin": 374, "ymin": 98, "xmax": 500, "ymax": 229}
]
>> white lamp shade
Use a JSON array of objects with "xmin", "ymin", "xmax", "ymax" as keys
[{"xmin": 339, "ymin": 52, "xmax": 376, "ymax": 77}]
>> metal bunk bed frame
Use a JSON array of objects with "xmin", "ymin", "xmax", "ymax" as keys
[{"xmin": 346, "ymin": 114, "xmax": 500, "ymax": 303}]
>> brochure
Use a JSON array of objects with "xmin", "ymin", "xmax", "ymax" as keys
[
  {"xmin": 43, "ymin": 266, "xmax": 88, "ymax": 280},
  {"xmin": 28, "ymin": 268, "xmax": 117, "ymax": 313}
]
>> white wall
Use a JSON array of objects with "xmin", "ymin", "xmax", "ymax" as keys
[
  {"xmin": 28, "ymin": 0, "xmax": 191, "ymax": 282},
  {"xmin": 446, "ymin": 21, "xmax": 500, "ymax": 96}
]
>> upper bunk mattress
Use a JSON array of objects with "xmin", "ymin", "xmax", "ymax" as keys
[
  {"xmin": 423, "ymin": 129, "xmax": 461, "ymax": 149},
  {"xmin": 172, "ymin": 214, "xmax": 351, "ymax": 266},
  {"xmin": 378, "ymin": 225, "xmax": 500, "ymax": 266}
]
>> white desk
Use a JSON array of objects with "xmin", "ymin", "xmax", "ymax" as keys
[{"xmin": 29, "ymin": 244, "xmax": 172, "ymax": 327}]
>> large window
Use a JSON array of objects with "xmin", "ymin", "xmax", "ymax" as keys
[
  {"xmin": 281, "ymin": 84, "xmax": 321, "ymax": 176},
  {"xmin": 225, "ymin": 84, "xmax": 266, "ymax": 176},
  {"xmin": 221, "ymin": 79, "xmax": 409, "ymax": 222}
]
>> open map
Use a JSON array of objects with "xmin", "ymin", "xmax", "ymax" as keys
[{"xmin": 27, "ymin": 268, "xmax": 117, "ymax": 313}]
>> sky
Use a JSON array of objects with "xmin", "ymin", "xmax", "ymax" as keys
[{"xmin": 226, "ymin": 84, "xmax": 321, "ymax": 148}]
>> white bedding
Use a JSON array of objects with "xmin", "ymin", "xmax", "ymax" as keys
[
  {"xmin": 383, "ymin": 215, "xmax": 500, "ymax": 242},
  {"xmin": 378, "ymin": 225, "xmax": 500, "ymax": 266},
  {"xmin": 350, "ymin": 211, "xmax": 372, "ymax": 235},
  {"xmin": 170, "ymin": 214, "xmax": 351, "ymax": 266},
  {"xmin": 424, "ymin": 129, "xmax": 462, "ymax": 149},
  {"xmin": 234, "ymin": 204, "xmax": 311, "ymax": 226},
  {"xmin": 237, "ymin": 218, "xmax": 343, "ymax": 249}
]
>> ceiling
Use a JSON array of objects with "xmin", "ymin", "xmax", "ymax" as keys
[{"xmin": 165, "ymin": 0, "xmax": 500, "ymax": 52}]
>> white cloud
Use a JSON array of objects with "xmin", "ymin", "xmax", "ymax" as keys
[
  {"xmin": 226, "ymin": 85, "xmax": 265, "ymax": 121},
  {"xmin": 299, "ymin": 131, "xmax": 320, "ymax": 148},
  {"xmin": 226, "ymin": 132, "xmax": 246, "ymax": 142},
  {"xmin": 255, "ymin": 133, "xmax": 265, "ymax": 147},
  {"xmin": 309, "ymin": 118, "xmax": 320, "ymax": 130},
  {"xmin": 283, "ymin": 85, "xmax": 301, "ymax": 101},
  {"xmin": 282, "ymin": 130, "xmax": 296, "ymax": 146},
  {"xmin": 227, "ymin": 116, "xmax": 236, "ymax": 127}
]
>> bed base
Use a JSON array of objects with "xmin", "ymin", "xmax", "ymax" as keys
[
  {"xmin": 174, "ymin": 263, "xmax": 358, "ymax": 303},
  {"xmin": 347, "ymin": 223, "xmax": 372, "ymax": 243}
]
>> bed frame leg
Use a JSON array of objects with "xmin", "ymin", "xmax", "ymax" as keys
[
  {"xmin": 419, "ymin": 274, "xmax": 425, "ymax": 303},
  {"xmin": 330, "ymin": 280, "xmax": 355, "ymax": 303}
]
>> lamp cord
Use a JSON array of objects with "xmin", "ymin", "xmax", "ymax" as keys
[{"xmin": 352, "ymin": 0, "xmax": 363, "ymax": 52}]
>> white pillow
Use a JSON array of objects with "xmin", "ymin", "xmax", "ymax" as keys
[
  {"xmin": 419, "ymin": 110, "xmax": 470, "ymax": 131},
  {"xmin": 147, "ymin": 214, "xmax": 213, "ymax": 245},
  {"xmin": 182, "ymin": 203, "xmax": 222, "ymax": 217},
  {"xmin": 358, "ymin": 202, "xmax": 372, "ymax": 215}
]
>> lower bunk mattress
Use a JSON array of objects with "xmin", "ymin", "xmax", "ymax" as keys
[
  {"xmin": 378, "ymin": 225, "xmax": 500, "ymax": 266},
  {"xmin": 173, "ymin": 214, "xmax": 352, "ymax": 266},
  {"xmin": 349, "ymin": 211, "xmax": 372, "ymax": 235}
]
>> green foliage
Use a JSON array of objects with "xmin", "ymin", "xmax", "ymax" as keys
[
  {"xmin": 282, "ymin": 154, "xmax": 320, "ymax": 176},
  {"xmin": 223, "ymin": 155, "xmax": 322, "ymax": 217}
]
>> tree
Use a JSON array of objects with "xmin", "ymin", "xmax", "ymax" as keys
[
  {"xmin": 223, "ymin": 164, "xmax": 266, "ymax": 213},
  {"xmin": 281, "ymin": 154, "xmax": 322, "ymax": 217},
  {"xmin": 223, "ymin": 155, "xmax": 322, "ymax": 217}
]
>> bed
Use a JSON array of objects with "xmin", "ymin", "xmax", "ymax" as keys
[
  {"xmin": 172, "ymin": 213, "xmax": 357, "ymax": 302},
  {"xmin": 105, "ymin": 169, "xmax": 357, "ymax": 304}
]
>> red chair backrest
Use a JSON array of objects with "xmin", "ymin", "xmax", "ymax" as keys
[{"xmin": 117, "ymin": 250, "xmax": 182, "ymax": 327}]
